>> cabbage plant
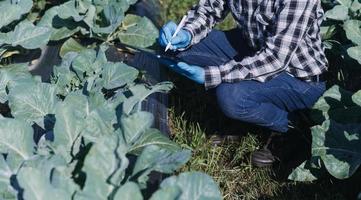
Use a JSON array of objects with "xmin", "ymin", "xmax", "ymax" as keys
[
  {"xmin": 0, "ymin": 0, "xmax": 158, "ymax": 62},
  {"xmin": 0, "ymin": 46, "xmax": 222, "ymax": 200},
  {"xmin": 289, "ymin": 86, "xmax": 361, "ymax": 181},
  {"xmin": 320, "ymin": 0, "xmax": 361, "ymax": 89},
  {"xmin": 321, "ymin": 0, "xmax": 361, "ymax": 64},
  {"xmin": 0, "ymin": 0, "xmax": 222, "ymax": 199}
]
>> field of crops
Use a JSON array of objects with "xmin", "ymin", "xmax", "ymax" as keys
[{"xmin": 0, "ymin": 0, "xmax": 360, "ymax": 199}]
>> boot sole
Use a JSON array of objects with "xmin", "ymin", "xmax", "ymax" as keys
[{"xmin": 208, "ymin": 135, "xmax": 241, "ymax": 146}]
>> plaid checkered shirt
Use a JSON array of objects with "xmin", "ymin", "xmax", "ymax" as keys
[{"xmin": 182, "ymin": 0, "xmax": 328, "ymax": 89}]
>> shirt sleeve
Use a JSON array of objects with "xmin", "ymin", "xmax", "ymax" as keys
[
  {"xmin": 204, "ymin": 0, "xmax": 318, "ymax": 89},
  {"xmin": 182, "ymin": 0, "xmax": 229, "ymax": 45}
]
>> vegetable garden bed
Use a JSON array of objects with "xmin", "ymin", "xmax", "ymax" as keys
[
  {"xmin": 0, "ymin": 0, "xmax": 222, "ymax": 199},
  {"xmin": 1, "ymin": 0, "xmax": 361, "ymax": 199}
]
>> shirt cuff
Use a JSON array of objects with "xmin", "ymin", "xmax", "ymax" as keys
[{"xmin": 204, "ymin": 66, "xmax": 222, "ymax": 90}]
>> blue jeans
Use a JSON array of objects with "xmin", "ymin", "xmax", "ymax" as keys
[{"xmin": 176, "ymin": 29, "xmax": 326, "ymax": 133}]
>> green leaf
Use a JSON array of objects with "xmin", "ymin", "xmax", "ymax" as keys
[
  {"xmin": 53, "ymin": 93, "xmax": 89, "ymax": 160},
  {"xmin": 337, "ymin": 0, "xmax": 352, "ymax": 7},
  {"xmin": 351, "ymin": 0, "xmax": 361, "ymax": 12},
  {"xmin": 51, "ymin": 166, "xmax": 78, "ymax": 196},
  {"xmin": 57, "ymin": 0, "xmax": 85, "ymax": 21},
  {"xmin": 92, "ymin": 0, "xmax": 138, "ymax": 9},
  {"xmin": 0, "ymin": 156, "xmax": 13, "ymax": 185},
  {"xmin": 321, "ymin": 25, "xmax": 337, "ymax": 40},
  {"xmin": 82, "ymin": 105, "xmax": 117, "ymax": 141},
  {"xmin": 132, "ymin": 145, "xmax": 191, "ymax": 185},
  {"xmin": 52, "ymin": 70, "xmax": 80, "ymax": 96},
  {"xmin": 55, "ymin": 0, "xmax": 96, "ymax": 37},
  {"xmin": 352, "ymin": 90, "xmax": 361, "ymax": 106},
  {"xmin": 0, "ymin": 119, "xmax": 34, "ymax": 160},
  {"xmin": 107, "ymin": 92, "xmax": 127, "ymax": 111},
  {"xmin": 8, "ymin": 83, "xmax": 58, "ymax": 128},
  {"xmin": 311, "ymin": 120, "xmax": 361, "ymax": 179},
  {"xmin": 151, "ymin": 172, "xmax": 222, "ymax": 200},
  {"xmin": 121, "ymin": 111, "xmax": 154, "ymax": 145},
  {"xmin": 59, "ymin": 38, "xmax": 86, "ymax": 58},
  {"xmin": 78, "ymin": 4, "xmax": 96, "ymax": 32},
  {"xmin": 113, "ymin": 182, "xmax": 143, "ymax": 200},
  {"xmin": 0, "ymin": 63, "xmax": 32, "ymax": 103},
  {"xmin": 17, "ymin": 166, "xmax": 72, "ymax": 200},
  {"xmin": 129, "ymin": 128, "xmax": 181, "ymax": 154},
  {"xmin": 288, "ymin": 160, "xmax": 320, "ymax": 182},
  {"xmin": 0, "ymin": 185, "xmax": 15, "ymax": 200},
  {"xmin": 312, "ymin": 85, "xmax": 353, "ymax": 114},
  {"xmin": 23, "ymin": 155, "xmax": 67, "ymax": 176},
  {"xmin": 51, "ymin": 52, "xmax": 80, "ymax": 96},
  {"xmin": 4, "ymin": 143, "xmax": 73, "ymax": 199},
  {"xmin": 89, "ymin": 0, "xmax": 139, "ymax": 36},
  {"xmin": 102, "ymin": 62, "xmax": 138, "ymax": 90},
  {"xmin": 344, "ymin": 20, "xmax": 361, "ymax": 45},
  {"xmin": 325, "ymin": 5, "xmax": 349, "ymax": 21},
  {"xmin": 88, "ymin": 91, "xmax": 107, "ymax": 109},
  {"xmin": 118, "ymin": 14, "xmax": 159, "ymax": 48},
  {"xmin": 72, "ymin": 49, "xmax": 96, "ymax": 79},
  {"xmin": 149, "ymin": 186, "xmax": 181, "ymax": 200},
  {"xmin": 0, "ymin": 0, "xmax": 33, "ymax": 29},
  {"xmin": 0, "ymin": 20, "xmax": 51, "ymax": 49},
  {"xmin": 6, "ymin": 153, "xmax": 25, "ymax": 174},
  {"xmin": 0, "ymin": 155, "xmax": 16, "ymax": 199},
  {"xmin": 38, "ymin": 6, "xmax": 80, "ymax": 41},
  {"xmin": 92, "ymin": 2, "xmax": 125, "ymax": 35},
  {"xmin": 123, "ymin": 82, "xmax": 173, "ymax": 114},
  {"xmin": 109, "ymin": 133, "xmax": 129, "ymax": 186},
  {"xmin": 81, "ymin": 134, "xmax": 128, "ymax": 199},
  {"xmin": 311, "ymin": 85, "xmax": 361, "ymax": 124},
  {"xmin": 347, "ymin": 46, "xmax": 361, "ymax": 64},
  {"xmin": 30, "ymin": 155, "xmax": 79, "ymax": 195}
]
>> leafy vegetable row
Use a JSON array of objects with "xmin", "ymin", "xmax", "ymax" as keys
[
  {"xmin": 0, "ymin": 0, "xmax": 158, "ymax": 62},
  {"xmin": 0, "ymin": 0, "xmax": 222, "ymax": 199},
  {"xmin": 289, "ymin": 0, "xmax": 361, "ymax": 183},
  {"xmin": 289, "ymin": 85, "xmax": 361, "ymax": 181},
  {"xmin": 0, "ymin": 44, "xmax": 222, "ymax": 200}
]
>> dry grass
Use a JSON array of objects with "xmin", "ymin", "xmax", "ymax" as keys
[{"xmin": 169, "ymin": 109, "xmax": 281, "ymax": 200}]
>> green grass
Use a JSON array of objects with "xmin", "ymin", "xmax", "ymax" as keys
[
  {"xmin": 169, "ymin": 108, "xmax": 281, "ymax": 199},
  {"xmin": 159, "ymin": 0, "xmax": 236, "ymax": 30}
]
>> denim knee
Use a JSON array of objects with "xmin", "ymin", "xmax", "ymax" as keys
[
  {"xmin": 216, "ymin": 84, "xmax": 289, "ymax": 132},
  {"xmin": 216, "ymin": 83, "xmax": 254, "ymax": 119}
]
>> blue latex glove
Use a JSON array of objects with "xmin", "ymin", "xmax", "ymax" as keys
[
  {"xmin": 159, "ymin": 21, "xmax": 192, "ymax": 51},
  {"xmin": 160, "ymin": 59, "xmax": 205, "ymax": 84}
]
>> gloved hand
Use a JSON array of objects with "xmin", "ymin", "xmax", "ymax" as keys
[
  {"xmin": 160, "ymin": 59, "xmax": 205, "ymax": 84},
  {"xmin": 159, "ymin": 21, "xmax": 192, "ymax": 51}
]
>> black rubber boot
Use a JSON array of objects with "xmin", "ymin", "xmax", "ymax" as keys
[
  {"xmin": 251, "ymin": 132, "xmax": 280, "ymax": 167},
  {"xmin": 250, "ymin": 112, "xmax": 312, "ymax": 168}
]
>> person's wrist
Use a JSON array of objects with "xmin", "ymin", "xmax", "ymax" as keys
[
  {"xmin": 182, "ymin": 28, "xmax": 192, "ymax": 46},
  {"xmin": 194, "ymin": 66, "xmax": 205, "ymax": 84}
]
